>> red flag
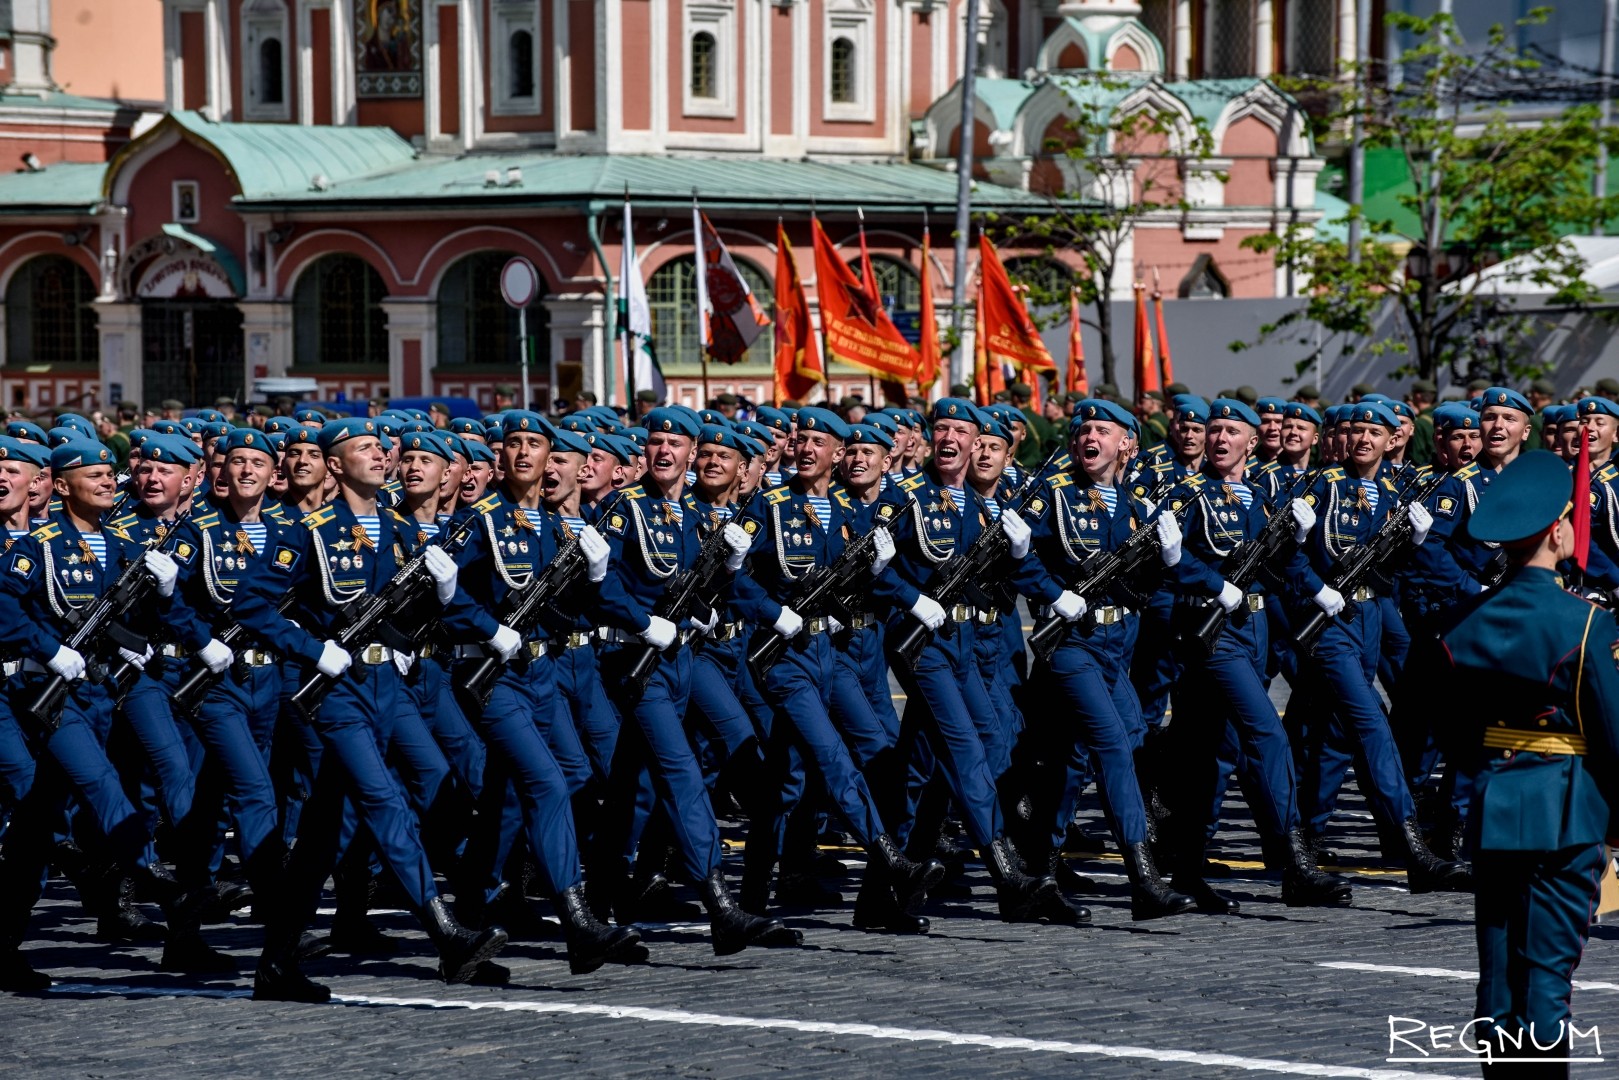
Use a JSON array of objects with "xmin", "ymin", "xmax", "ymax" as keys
[
  {"xmin": 773, "ymin": 222, "xmax": 824, "ymax": 404},
  {"xmin": 917, "ymin": 229, "xmax": 942, "ymax": 391},
  {"xmin": 1132, "ymin": 278, "xmax": 1158, "ymax": 399},
  {"xmin": 811, "ymin": 218, "xmax": 919, "ymax": 383},
  {"xmin": 1152, "ymin": 267, "xmax": 1174, "ymax": 387},
  {"xmin": 977, "ymin": 234, "xmax": 1056, "ymax": 374},
  {"xmin": 858, "ymin": 219, "xmax": 909, "ymax": 405},
  {"xmin": 1066, "ymin": 287, "xmax": 1089, "ymax": 396},
  {"xmin": 972, "ymin": 275, "xmax": 1004, "ymax": 404},
  {"xmin": 1574, "ymin": 426, "xmax": 1592, "ymax": 572},
  {"xmin": 695, "ymin": 210, "xmax": 769, "ymax": 364}
]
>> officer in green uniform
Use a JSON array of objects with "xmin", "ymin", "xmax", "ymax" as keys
[
  {"xmin": 1439, "ymin": 450, "xmax": 1619, "ymax": 1072},
  {"xmin": 1407, "ymin": 379, "xmax": 1437, "ymax": 467}
]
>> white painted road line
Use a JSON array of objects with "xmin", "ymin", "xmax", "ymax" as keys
[
  {"xmin": 46, "ymin": 982, "xmax": 1467, "ymax": 1079},
  {"xmin": 1319, "ymin": 961, "xmax": 1619, "ymax": 993}
]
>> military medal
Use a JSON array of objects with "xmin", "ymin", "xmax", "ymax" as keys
[{"xmin": 340, "ymin": 556, "xmax": 351, "ymax": 570}]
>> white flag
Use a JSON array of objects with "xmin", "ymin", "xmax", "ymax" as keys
[{"xmin": 618, "ymin": 198, "xmax": 664, "ymax": 401}]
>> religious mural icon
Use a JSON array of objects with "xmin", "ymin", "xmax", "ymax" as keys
[{"xmin": 356, "ymin": 0, "xmax": 423, "ymax": 98}]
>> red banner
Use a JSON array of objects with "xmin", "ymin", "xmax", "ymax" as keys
[
  {"xmin": 973, "ymin": 277, "xmax": 1005, "ymax": 404},
  {"xmin": 1152, "ymin": 268, "xmax": 1174, "ymax": 387},
  {"xmin": 774, "ymin": 222, "xmax": 824, "ymax": 404},
  {"xmin": 1132, "ymin": 279, "xmax": 1158, "ymax": 399},
  {"xmin": 978, "ymin": 234, "xmax": 1055, "ymax": 374},
  {"xmin": 1066, "ymin": 287, "xmax": 1089, "ymax": 397},
  {"xmin": 918, "ymin": 229, "xmax": 942, "ymax": 391},
  {"xmin": 811, "ymin": 218, "xmax": 919, "ymax": 382}
]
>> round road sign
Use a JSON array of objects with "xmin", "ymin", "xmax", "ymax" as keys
[{"xmin": 500, "ymin": 256, "xmax": 541, "ymax": 309}]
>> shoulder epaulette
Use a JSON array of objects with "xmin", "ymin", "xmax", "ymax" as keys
[
  {"xmin": 1047, "ymin": 471, "xmax": 1074, "ymax": 489},
  {"xmin": 1455, "ymin": 462, "xmax": 1480, "ymax": 481},
  {"xmin": 470, "ymin": 493, "xmax": 502, "ymax": 516},
  {"xmin": 1183, "ymin": 473, "xmax": 1208, "ymax": 488},
  {"xmin": 302, "ymin": 506, "xmax": 336, "ymax": 528},
  {"xmin": 107, "ymin": 525, "xmax": 133, "ymax": 542},
  {"xmin": 29, "ymin": 521, "xmax": 60, "ymax": 542},
  {"xmin": 266, "ymin": 505, "xmax": 292, "ymax": 525},
  {"xmin": 622, "ymin": 486, "xmax": 646, "ymax": 500},
  {"xmin": 1253, "ymin": 460, "xmax": 1280, "ymax": 477},
  {"xmin": 191, "ymin": 510, "xmax": 221, "ymax": 529},
  {"xmin": 833, "ymin": 489, "xmax": 852, "ymax": 509},
  {"xmin": 385, "ymin": 508, "xmax": 412, "ymax": 527},
  {"xmin": 382, "ymin": 479, "xmax": 402, "ymax": 492},
  {"xmin": 108, "ymin": 512, "xmax": 139, "ymax": 529},
  {"xmin": 763, "ymin": 485, "xmax": 793, "ymax": 505},
  {"xmin": 897, "ymin": 473, "xmax": 928, "ymax": 493},
  {"xmin": 1597, "ymin": 463, "xmax": 1619, "ymax": 483},
  {"xmin": 1322, "ymin": 466, "xmax": 1346, "ymax": 482}
]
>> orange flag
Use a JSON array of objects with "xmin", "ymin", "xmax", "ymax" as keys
[
  {"xmin": 972, "ymin": 276, "xmax": 1005, "ymax": 404},
  {"xmin": 811, "ymin": 217, "xmax": 920, "ymax": 383},
  {"xmin": 773, "ymin": 222, "xmax": 824, "ymax": 405},
  {"xmin": 1066, "ymin": 287, "xmax": 1089, "ymax": 397},
  {"xmin": 1152, "ymin": 267, "xmax": 1174, "ymax": 386},
  {"xmin": 917, "ymin": 229, "xmax": 942, "ymax": 391},
  {"xmin": 977, "ymin": 235, "xmax": 1055, "ymax": 376},
  {"xmin": 1132, "ymin": 278, "xmax": 1158, "ymax": 399},
  {"xmin": 858, "ymin": 218, "xmax": 910, "ymax": 406}
]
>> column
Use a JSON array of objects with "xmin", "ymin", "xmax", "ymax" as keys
[
  {"xmin": 1174, "ymin": 0, "xmax": 1193, "ymax": 78},
  {"xmin": 1254, "ymin": 0, "xmax": 1274, "ymax": 76},
  {"xmin": 381, "ymin": 298, "xmax": 436, "ymax": 397},
  {"xmin": 95, "ymin": 301, "xmax": 144, "ymax": 408},
  {"xmin": 545, "ymin": 295, "xmax": 606, "ymax": 405},
  {"xmin": 238, "ymin": 300, "xmax": 295, "ymax": 390}
]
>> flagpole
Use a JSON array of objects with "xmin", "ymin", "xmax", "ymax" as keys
[
  {"xmin": 813, "ymin": 203, "xmax": 830, "ymax": 407},
  {"xmin": 622, "ymin": 188, "xmax": 635, "ymax": 412},
  {"xmin": 693, "ymin": 189, "xmax": 709, "ymax": 410}
]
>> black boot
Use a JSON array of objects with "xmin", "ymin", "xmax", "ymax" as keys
[
  {"xmin": 558, "ymin": 884, "xmax": 647, "ymax": 975},
  {"xmin": 1170, "ymin": 853, "xmax": 1240, "ymax": 915},
  {"xmin": 417, "ymin": 895, "xmax": 509, "ymax": 985},
  {"xmin": 871, "ymin": 833, "xmax": 945, "ymax": 914},
  {"xmin": 0, "ymin": 908, "xmax": 48, "ymax": 994},
  {"xmin": 253, "ymin": 921, "xmax": 331, "ymax": 1003},
  {"xmin": 699, "ymin": 868, "xmax": 802, "ymax": 956},
  {"xmin": 328, "ymin": 860, "xmax": 398, "ymax": 955},
  {"xmin": 1281, "ymin": 830, "xmax": 1353, "ymax": 908},
  {"xmin": 852, "ymin": 858, "xmax": 929, "ymax": 935},
  {"xmin": 1120, "ymin": 843, "xmax": 1195, "ymax": 921},
  {"xmin": 1047, "ymin": 851, "xmax": 1098, "ymax": 894},
  {"xmin": 1400, "ymin": 817, "xmax": 1472, "ymax": 894},
  {"xmin": 985, "ymin": 837, "xmax": 1077, "ymax": 923},
  {"xmin": 95, "ymin": 872, "xmax": 166, "ymax": 943},
  {"xmin": 774, "ymin": 871, "xmax": 843, "ymax": 909}
]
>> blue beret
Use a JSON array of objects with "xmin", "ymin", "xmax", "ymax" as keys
[
  {"xmin": 222, "ymin": 428, "xmax": 275, "ymax": 458},
  {"xmin": 698, "ymin": 423, "xmax": 744, "ymax": 452},
  {"xmin": 734, "ymin": 420, "xmax": 773, "ymax": 445},
  {"xmin": 752, "ymin": 406, "xmax": 790, "ymax": 434},
  {"xmin": 464, "ymin": 438, "xmax": 497, "ymax": 464},
  {"xmin": 1322, "ymin": 405, "xmax": 1345, "ymax": 425},
  {"xmin": 1578, "ymin": 397, "xmax": 1619, "ymax": 420},
  {"xmin": 500, "ymin": 409, "xmax": 562, "ymax": 443},
  {"xmin": 1256, "ymin": 397, "xmax": 1288, "ymax": 416},
  {"xmin": 1539, "ymin": 404, "xmax": 1569, "ymax": 424},
  {"xmin": 621, "ymin": 427, "xmax": 649, "ymax": 450},
  {"xmin": 150, "ymin": 419, "xmax": 186, "ymax": 437},
  {"xmin": 558, "ymin": 414, "xmax": 597, "ymax": 433},
  {"xmin": 796, "ymin": 407, "xmax": 852, "ymax": 440},
  {"xmin": 1470, "ymin": 450, "xmax": 1572, "ymax": 543},
  {"xmin": 482, "ymin": 411, "xmax": 507, "ymax": 427},
  {"xmin": 439, "ymin": 432, "xmax": 469, "ymax": 460},
  {"xmin": 846, "ymin": 423, "xmax": 895, "ymax": 450},
  {"xmin": 985, "ymin": 417, "xmax": 1018, "ymax": 443},
  {"xmin": 0, "ymin": 435, "xmax": 49, "ymax": 468},
  {"xmin": 317, "ymin": 416, "xmax": 383, "ymax": 453},
  {"xmin": 406, "ymin": 408, "xmax": 431, "ymax": 422},
  {"xmin": 143, "ymin": 434, "xmax": 202, "ymax": 465},
  {"xmin": 201, "ymin": 421, "xmax": 233, "ymax": 440},
  {"xmin": 398, "ymin": 430, "xmax": 453, "ymax": 461},
  {"xmin": 1385, "ymin": 400, "xmax": 1415, "ymax": 421},
  {"xmin": 1434, "ymin": 403, "xmax": 1480, "ymax": 431},
  {"xmin": 293, "ymin": 408, "xmax": 325, "ymax": 423},
  {"xmin": 194, "ymin": 409, "xmax": 227, "ymax": 424},
  {"xmin": 735, "ymin": 435, "xmax": 765, "ymax": 460},
  {"xmin": 864, "ymin": 413, "xmax": 899, "ymax": 439},
  {"xmin": 1344, "ymin": 401, "xmax": 1401, "ymax": 430},
  {"xmin": 179, "ymin": 418, "xmax": 203, "ymax": 436},
  {"xmin": 781, "ymin": 407, "xmax": 801, "ymax": 424},
  {"xmin": 399, "ymin": 420, "xmax": 435, "ymax": 435},
  {"xmin": 374, "ymin": 415, "xmax": 405, "ymax": 437},
  {"xmin": 265, "ymin": 432, "xmax": 286, "ymax": 452},
  {"xmin": 985, "ymin": 403, "xmax": 1022, "ymax": 429},
  {"xmin": 929, "ymin": 398, "xmax": 983, "ymax": 430},
  {"xmin": 1173, "ymin": 396, "xmax": 1210, "ymax": 424},
  {"xmin": 696, "ymin": 408, "xmax": 728, "ymax": 427},
  {"xmin": 284, "ymin": 423, "xmax": 320, "ymax": 447},
  {"xmin": 1282, "ymin": 402, "xmax": 1322, "ymax": 425},
  {"xmin": 582, "ymin": 430, "xmax": 634, "ymax": 464},
  {"xmin": 50, "ymin": 438, "xmax": 114, "ymax": 472},
  {"xmin": 1357, "ymin": 393, "xmax": 1392, "ymax": 405},
  {"xmin": 643, "ymin": 407, "xmax": 702, "ymax": 438},
  {"xmin": 1071, "ymin": 398, "xmax": 1139, "ymax": 434},
  {"xmin": 550, "ymin": 428, "xmax": 592, "ymax": 455},
  {"xmin": 483, "ymin": 421, "xmax": 505, "ymax": 441},
  {"xmin": 449, "ymin": 416, "xmax": 485, "ymax": 436},
  {"xmin": 54, "ymin": 414, "xmax": 95, "ymax": 438},
  {"xmin": 45, "ymin": 426, "xmax": 79, "ymax": 448},
  {"xmin": 263, "ymin": 416, "xmax": 297, "ymax": 435},
  {"xmin": 5, "ymin": 420, "xmax": 48, "ymax": 444},
  {"xmin": 580, "ymin": 406, "xmax": 620, "ymax": 425},
  {"xmin": 1209, "ymin": 398, "xmax": 1262, "ymax": 427},
  {"xmin": 1480, "ymin": 386, "xmax": 1532, "ymax": 416}
]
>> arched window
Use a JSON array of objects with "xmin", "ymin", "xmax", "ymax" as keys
[
  {"xmin": 1003, "ymin": 257, "xmax": 1075, "ymax": 305},
  {"xmin": 293, "ymin": 255, "xmax": 389, "ymax": 365},
  {"xmin": 5, "ymin": 256, "xmax": 98, "ymax": 367},
  {"xmin": 1208, "ymin": 0, "xmax": 1253, "ymax": 78},
  {"xmin": 1285, "ymin": 0, "xmax": 1337, "ymax": 77},
  {"xmin": 438, "ymin": 251, "xmax": 545, "ymax": 367},
  {"xmin": 831, "ymin": 38, "xmax": 856, "ymax": 104},
  {"xmin": 259, "ymin": 38, "xmax": 284, "ymax": 104},
  {"xmin": 509, "ymin": 29, "xmax": 535, "ymax": 99},
  {"xmin": 647, "ymin": 255, "xmax": 774, "ymax": 369},
  {"xmin": 690, "ymin": 32, "xmax": 717, "ymax": 99}
]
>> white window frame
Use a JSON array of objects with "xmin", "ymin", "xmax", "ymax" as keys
[
  {"xmin": 490, "ymin": 0, "xmax": 541, "ymax": 116},
  {"xmin": 242, "ymin": 0, "xmax": 291, "ymax": 121},
  {"xmin": 173, "ymin": 180, "xmax": 201, "ymax": 223},
  {"xmin": 682, "ymin": 2, "xmax": 736, "ymax": 119},
  {"xmin": 823, "ymin": 0, "xmax": 874, "ymax": 123}
]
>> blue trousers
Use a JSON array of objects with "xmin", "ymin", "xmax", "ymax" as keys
[
  {"xmin": 1045, "ymin": 621, "xmax": 1149, "ymax": 850},
  {"xmin": 406, "ymin": 655, "xmax": 486, "ymax": 798},
  {"xmin": 1165, "ymin": 605, "xmax": 1299, "ymax": 855},
  {"xmin": 830, "ymin": 625, "xmax": 899, "ymax": 763},
  {"xmin": 1474, "ymin": 842, "xmax": 1607, "ymax": 1065},
  {"xmin": 283, "ymin": 663, "xmax": 437, "ymax": 924},
  {"xmin": 1129, "ymin": 590, "xmax": 1179, "ymax": 730},
  {"xmin": 971, "ymin": 616, "xmax": 1021, "ymax": 780},
  {"xmin": 552, "ymin": 643, "xmax": 618, "ymax": 783},
  {"xmin": 174, "ymin": 669, "xmax": 281, "ymax": 885},
  {"xmin": 0, "ymin": 695, "xmax": 35, "ymax": 808},
  {"xmin": 116, "ymin": 665, "xmax": 196, "ymax": 828}
]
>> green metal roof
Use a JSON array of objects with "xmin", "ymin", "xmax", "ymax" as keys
[
  {"xmin": 0, "ymin": 161, "xmax": 103, "ymax": 212},
  {"xmin": 230, "ymin": 152, "xmax": 1050, "ymax": 212},
  {"xmin": 0, "ymin": 87, "xmax": 133, "ymax": 114},
  {"xmin": 973, "ymin": 79, "xmax": 1040, "ymax": 130},
  {"xmin": 104, "ymin": 110, "xmax": 418, "ymax": 201}
]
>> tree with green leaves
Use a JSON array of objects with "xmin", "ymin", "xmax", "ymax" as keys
[
  {"xmin": 1240, "ymin": 7, "xmax": 1619, "ymax": 382},
  {"xmin": 981, "ymin": 74, "xmax": 1217, "ymax": 388}
]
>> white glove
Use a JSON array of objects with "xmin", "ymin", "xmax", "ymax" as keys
[
  {"xmin": 316, "ymin": 640, "xmax": 352, "ymax": 678},
  {"xmin": 721, "ymin": 522, "xmax": 751, "ymax": 573},
  {"xmin": 118, "ymin": 645, "xmax": 153, "ymax": 671},
  {"xmin": 1155, "ymin": 513, "xmax": 1183, "ymax": 567},
  {"xmin": 1001, "ymin": 509, "xmax": 1032, "ymax": 559},
  {"xmin": 422, "ymin": 545, "xmax": 459, "ymax": 605},
  {"xmin": 487, "ymin": 624, "xmax": 521, "ymax": 662},
  {"xmin": 1408, "ymin": 501, "xmax": 1433, "ymax": 546},
  {"xmin": 48, "ymin": 644, "xmax": 85, "ymax": 681},
  {"xmin": 1052, "ymin": 590, "xmax": 1087, "ymax": 621},
  {"xmin": 640, "ymin": 615, "xmax": 677, "ymax": 650},
  {"xmin": 1289, "ymin": 498, "xmax": 1317, "ymax": 544},
  {"xmin": 910, "ymin": 593, "xmax": 946, "ymax": 631},
  {"xmin": 826, "ymin": 615, "xmax": 845, "ymax": 635},
  {"xmin": 579, "ymin": 525, "xmax": 611, "ymax": 583},
  {"xmin": 198, "ymin": 638, "xmax": 233, "ymax": 674},
  {"xmin": 870, "ymin": 527, "xmax": 896, "ymax": 576},
  {"xmin": 392, "ymin": 649, "xmax": 415, "ymax": 677},
  {"xmin": 1216, "ymin": 581, "xmax": 1245, "ymax": 613},
  {"xmin": 144, "ymin": 548, "xmax": 179, "ymax": 597},
  {"xmin": 773, "ymin": 605, "xmax": 804, "ymax": 638},
  {"xmin": 694, "ymin": 606, "xmax": 720, "ymax": 636},
  {"xmin": 1313, "ymin": 585, "xmax": 1346, "ymax": 618}
]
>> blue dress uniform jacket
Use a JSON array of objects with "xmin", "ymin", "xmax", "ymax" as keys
[
  {"xmin": 1409, "ymin": 462, "xmax": 1495, "ymax": 612},
  {"xmin": 1439, "ymin": 566, "xmax": 1619, "ymax": 1060}
]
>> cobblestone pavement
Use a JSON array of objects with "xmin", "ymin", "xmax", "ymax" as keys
[{"xmin": 2, "ymin": 682, "xmax": 1614, "ymax": 1077}]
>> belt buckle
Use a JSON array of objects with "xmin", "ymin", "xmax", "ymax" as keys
[
  {"xmin": 528, "ymin": 640, "xmax": 544, "ymax": 659},
  {"xmin": 1096, "ymin": 607, "xmax": 1118, "ymax": 626},
  {"xmin": 363, "ymin": 644, "xmax": 385, "ymax": 665},
  {"xmin": 1247, "ymin": 594, "xmax": 1265, "ymax": 612},
  {"xmin": 806, "ymin": 617, "xmax": 827, "ymax": 635}
]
